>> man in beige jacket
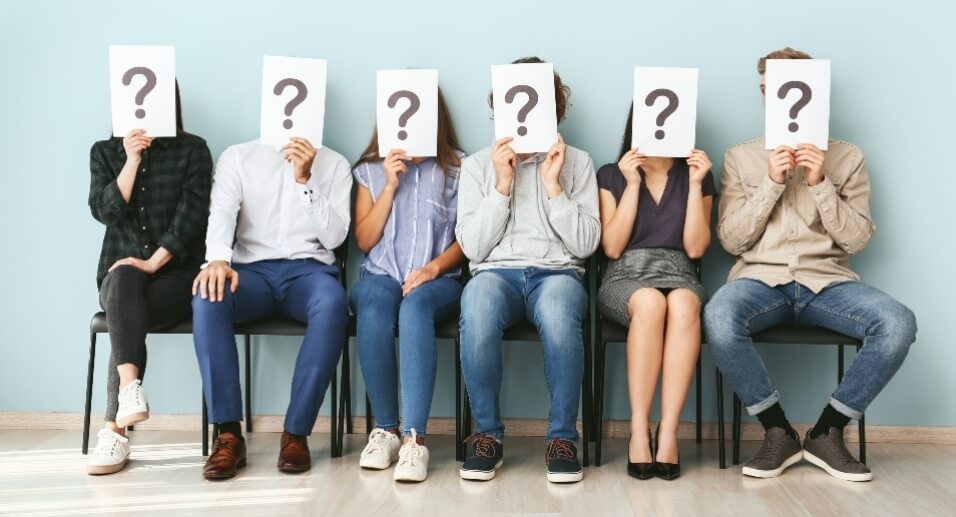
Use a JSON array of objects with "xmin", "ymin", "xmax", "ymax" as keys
[{"xmin": 703, "ymin": 47, "xmax": 917, "ymax": 482}]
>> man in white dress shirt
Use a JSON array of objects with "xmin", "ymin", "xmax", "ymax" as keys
[{"xmin": 191, "ymin": 137, "xmax": 352, "ymax": 480}]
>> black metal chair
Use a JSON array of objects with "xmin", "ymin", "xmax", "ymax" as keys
[
  {"xmin": 83, "ymin": 248, "xmax": 350, "ymax": 458},
  {"xmin": 714, "ymin": 324, "xmax": 865, "ymax": 468},
  {"xmin": 591, "ymin": 253, "xmax": 704, "ymax": 466}
]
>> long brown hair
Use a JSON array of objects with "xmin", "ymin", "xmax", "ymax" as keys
[
  {"xmin": 487, "ymin": 56, "xmax": 572, "ymax": 123},
  {"xmin": 355, "ymin": 87, "xmax": 462, "ymax": 174}
]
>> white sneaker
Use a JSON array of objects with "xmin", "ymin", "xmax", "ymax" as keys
[
  {"xmin": 115, "ymin": 379, "xmax": 149, "ymax": 428},
  {"xmin": 393, "ymin": 429, "xmax": 429, "ymax": 482},
  {"xmin": 359, "ymin": 428, "xmax": 401, "ymax": 469},
  {"xmin": 87, "ymin": 428, "xmax": 130, "ymax": 475}
]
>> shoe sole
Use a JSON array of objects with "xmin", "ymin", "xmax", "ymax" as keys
[
  {"xmin": 278, "ymin": 464, "xmax": 311, "ymax": 473},
  {"xmin": 115, "ymin": 411, "xmax": 149, "ymax": 429},
  {"xmin": 547, "ymin": 470, "xmax": 583, "ymax": 483},
  {"xmin": 359, "ymin": 456, "xmax": 398, "ymax": 470},
  {"xmin": 87, "ymin": 458, "xmax": 129, "ymax": 475},
  {"xmin": 741, "ymin": 450, "xmax": 803, "ymax": 479},
  {"xmin": 459, "ymin": 459, "xmax": 503, "ymax": 481},
  {"xmin": 203, "ymin": 457, "xmax": 247, "ymax": 480},
  {"xmin": 394, "ymin": 470, "xmax": 427, "ymax": 482},
  {"xmin": 803, "ymin": 450, "xmax": 873, "ymax": 482}
]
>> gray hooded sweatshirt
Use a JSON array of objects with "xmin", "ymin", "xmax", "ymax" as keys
[{"xmin": 455, "ymin": 144, "xmax": 601, "ymax": 273}]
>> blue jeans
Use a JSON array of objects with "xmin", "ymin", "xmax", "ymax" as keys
[
  {"xmin": 703, "ymin": 279, "xmax": 917, "ymax": 419},
  {"xmin": 192, "ymin": 259, "xmax": 348, "ymax": 436},
  {"xmin": 349, "ymin": 272, "xmax": 462, "ymax": 437},
  {"xmin": 459, "ymin": 268, "xmax": 587, "ymax": 441}
]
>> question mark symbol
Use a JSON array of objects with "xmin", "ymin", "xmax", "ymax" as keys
[
  {"xmin": 273, "ymin": 78, "xmax": 309, "ymax": 130},
  {"xmin": 644, "ymin": 89, "xmax": 680, "ymax": 140},
  {"xmin": 777, "ymin": 81, "xmax": 812, "ymax": 133},
  {"xmin": 122, "ymin": 67, "xmax": 157, "ymax": 119},
  {"xmin": 387, "ymin": 90, "xmax": 421, "ymax": 141},
  {"xmin": 504, "ymin": 85, "xmax": 539, "ymax": 137}
]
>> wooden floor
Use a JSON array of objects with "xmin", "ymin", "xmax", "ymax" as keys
[{"xmin": 1, "ymin": 430, "xmax": 954, "ymax": 517}]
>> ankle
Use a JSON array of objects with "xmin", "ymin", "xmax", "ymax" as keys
[
  {"xmin": 404, "ymin": 435, "xmax": 425, "ymax": 446},
  {"xmin": 105, "ymin": 423, "xmax": 125, "ymax": 436}
]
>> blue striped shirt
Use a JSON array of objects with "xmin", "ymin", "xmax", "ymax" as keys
[{"xmin": 353, "ymin": 154, "xmax": 463, "ymax": 283}]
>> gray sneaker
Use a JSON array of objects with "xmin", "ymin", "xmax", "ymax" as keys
[
  {"xmin": 803, "ymin": 427, "xmax": 873, "ymax": 482},
  {"xmin": 741, "ymin": 427, "xmax": 804, "ymax": 478}
]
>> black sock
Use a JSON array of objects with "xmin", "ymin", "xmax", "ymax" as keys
[
  {"xmin": 218, "ymin": 421, "xmax": 242, "ymax": 438},
  {"xmin": 756, "ymin": 403, "xmax": 797, "ymax": 439},
  {"xmin": 809, "ymin": 404, "xmax": 851, "ymax": 439}
]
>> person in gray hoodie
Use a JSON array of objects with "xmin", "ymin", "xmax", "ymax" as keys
[{"xmin": 455, "ymin": 57, "xmax": 600, "ymax": 484}]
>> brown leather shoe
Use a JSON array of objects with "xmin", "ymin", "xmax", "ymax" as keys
[
  {"xmin": 202, "ymin": 432, "xmax": 246, "ymax": 480},
  {"xmin": 277, "ymin": 431, "xmax": 311, "ymax": 473}
]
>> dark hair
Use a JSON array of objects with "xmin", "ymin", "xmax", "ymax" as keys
[
  {"xmin": 618, "ymin": 102, "xmax": 635, "ymax": 160},
  {"xmin": 354, "ymin": 86, "xmax": 462, "ymax": 174},
  {"xmin": 487, "ymin": 56, "xmax": 571, "ymax": 123}
]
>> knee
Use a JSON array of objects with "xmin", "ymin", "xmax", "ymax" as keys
[
  {"xmin": 102, "ymin": 265, "xmax": 145, "ymax": 299},
  {"xmin": 461, "ymin": 275, "xmax": 506, "ymax": 331},
  {"xmin": 666, "ymin": 291, "xmax": 701, "ymax": 327},
  {"xmin": 308, "ymin": 285, "xmax": 347, "ymax": 321},
  {"xmin": 702, "ymin": 289, "xmax": 745, "ymax": 343},
  {"xmin": 628, "ymin": 290, "xmax": 667, "ymax": 325},
  {"xmin": 191, "ymin": 288, "xmax": 235, "ymax": 317},
  {"xmin": 871, "ymin": 301, "xmax": 918, "ymax": 352},
  {"xmin": 398, "ymin": 291, "xmax": 434, "ymax": 326}
]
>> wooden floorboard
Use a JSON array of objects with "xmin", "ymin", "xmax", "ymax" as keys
[{"xmin": 0, "ymin": 430, "xmax": 954, "ymax": 516}]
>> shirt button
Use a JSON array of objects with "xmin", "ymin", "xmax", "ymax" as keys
[
  {"xmin": 141, "ymin": 187, "xmax": 146, "ymax": 192},
  {"xmin": 144, "ymin": 244, "xmax": 149, "ymax": 249},
  {"xmin": 142, "ymin": 226, "xmax": 147, "ymax": 231},
  {"xmin": 139, "ymin": 207, "xmax": 144, "ymax": 212}
]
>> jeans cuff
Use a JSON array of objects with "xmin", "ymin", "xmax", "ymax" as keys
[
  {"xmin": 376, "ymin": 422, "xmax": 400, "ymax": 432},
  {"xmin": 544, "ymin": 435, "xmax": 579, "ymax": 443},
  {"xmin": 829, "ymin": 397, "xmax": 863, "ymax": 420},
  {"xmin": 746, "ymin": 390, "xmax": 780, "ymax": 416},
  {"xmin": 401, "ymin": 427, "xmax": 426, "ymax": 438}
]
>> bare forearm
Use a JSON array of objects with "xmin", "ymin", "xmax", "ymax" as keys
[
  {"xmin": 683, "ymin": 184, "xmax": 711, "ymax": 259},
  {"xmin": 601, "ymin": 185, "xmax": 640, "ymax": 259},
  {"xmin": 428, "ymin": 242, "xmax": 465, "ymax": 275},
  {"xmin": 147, "ymin": 247, "xmax": 173, "ymax": 271},
  {"xmin": 355, "ymin": 186, "xmax": 396, "ymax": 252}
]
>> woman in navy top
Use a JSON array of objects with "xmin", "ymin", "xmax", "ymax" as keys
[
  {"xmin": 349, "ymin": 88, "xmax": 466, "ymax": 482},
  {"xmin": 597, "ymin": 104, "xmax": 716, "ymax": 480}
]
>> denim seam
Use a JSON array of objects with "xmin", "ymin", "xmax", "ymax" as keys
[
  {"xmin": 805, "ymin": 300, "xmax": 870, "ymax": 329},
  {"xmin": 743, "ymin": 299, "xmax": 789, "ymax": 334}
]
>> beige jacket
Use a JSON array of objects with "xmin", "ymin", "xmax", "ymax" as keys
[{"xmin": 717, "ymin": 138, "xmax": 875, "ymax": 292}]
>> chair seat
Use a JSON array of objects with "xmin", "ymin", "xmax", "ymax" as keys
[
  {"xmin": 599, "ymin": 319, "xmax": 628, "ymax": 343},
  {"xmin": 751, "ymin": 324, "xmax": 861, "ymax": 346}
]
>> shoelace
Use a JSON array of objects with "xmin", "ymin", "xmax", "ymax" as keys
[
  {"xmin": 211, "ymin": 437, "xmax": 239, "ymax": 459},
  {"xmin": 364, "ymin": 430, "xmax": 393, "ymax": 454},
  {"xmin": 398, "ymin": 442, "xmax": 424, "ymax": 466},
  {"xmin": 94, "ymin": 431, "xmax": 120, "ymax": 456},
  {"xmin": 753, "ymin": 438, "xmax": 783, "ymax": 462},
  {"xmin": 465, "ymin": 433, "xmax": 498, "ymax": 458},
  {"xmin": 823, "ymin": 433, "xmax": 857, "ymax": 464},
  {"xmin": 546, "ymin": 439, "xmax": 575, "ymax": 460}
]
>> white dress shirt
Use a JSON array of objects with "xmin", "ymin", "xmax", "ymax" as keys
[{"xmin": 205, "ymin": 139, "xmax": 353, "ymax": 265}]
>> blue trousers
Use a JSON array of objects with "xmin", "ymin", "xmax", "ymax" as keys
[
  {"xmin": 350, "ymin": 272, "xmax": 462, "ymax": 437},
  {"xmin": 192, "ymin": 259, "xmax": 347, "ymax": 436}
]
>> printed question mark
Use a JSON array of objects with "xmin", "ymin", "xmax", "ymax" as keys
[
  {"xmin": 122, "ymin": 67, "xmax": 157, "ymax": 119},
  {"xmin": 504, "ymin": 85, "xmax": 539, "ymax": 137},
  {"xmin": 644, "ymin": 89, "xmax": 680, "ymax": 140},
  {"xmin": 273, "ymin": 78, "xmax": 309, "ymax": 130},
  {"xmin": 387, "ymin": 90, "xmax": 421, "ymax": 140},
  {"xmin": 777, "ymin": 81, "xmax": 812, "ymax": 132}
]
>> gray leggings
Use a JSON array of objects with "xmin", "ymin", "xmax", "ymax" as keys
[{"xmin": 98, "ymin": 265, "xmax": 193, "ymax": 422}]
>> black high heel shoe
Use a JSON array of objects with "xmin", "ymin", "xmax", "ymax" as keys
[
  {"xmin": 627, "ymin": 430, "xmax": 655, "ymax": 480},
  {"xmin": 653, "ymin": 424, "xmax": 681, "ymax": 480}
]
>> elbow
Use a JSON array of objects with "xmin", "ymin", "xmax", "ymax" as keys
[
  {"xmin": 684, "ymin": 237, "xmax": 711, "ymax": 260},
  {"xmin": 601, "ymin": 241, "xmax": 623, "ymax": 261}
]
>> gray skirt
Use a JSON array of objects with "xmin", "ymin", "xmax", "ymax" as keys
[{"xmin": 597, "ymin": 248, "xmax": 706, "ymax": 327}]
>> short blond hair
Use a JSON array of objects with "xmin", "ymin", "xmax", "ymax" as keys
[{"xmin": 757, "ymin": 47, "xmax": 812, "ymax": 74}]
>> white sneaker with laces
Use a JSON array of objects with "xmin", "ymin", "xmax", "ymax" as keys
[
  {"xmin": 393, "ymin": 429, "xmax": 429, "ymax": 482},
  {"xmin": 115, "ymin": 379, "xmax": 149, "ymax": 428},
  {"xmin": 359, "ymin": 428, "xmax": 401, "ymax": 469},
  {"xmin": 87, "ymin": 428, "xmax": 130, "ymax": 475}
]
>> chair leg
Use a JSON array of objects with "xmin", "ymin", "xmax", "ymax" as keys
[
  {"xmin": 595, "ymin": 338, "xmax": 607, "ymax": 466},
  {"xmin": 856, "ymin": 343, "xmax": 866, "ymax": 464},
  {"xmin": 202, "ymin": 393, "xmax": 209, "ymax": 457},
  {"xmin": 82, "ymin": 332, "xmax": 97, "ymax": 455},
  {"xmin": 365, "ymin": 394, "xmax": 373, "ymax": 435},
  {"xmin": 732, "ymin": 394, "xmax": 742, "ymax": 465},
  {"xmin": 838, "ymin": 344, "xmax": 845, "ymax": 383},
  {"xmin": 342, "ymin": 343, "xmax": 353, "ymax": 434},
  {"xmin": 330, "ymin": 366, "xmax": 339, "ymax": 458},
  {"xmin": 244, "ymin": 335, "xmax": 252, "ymax": 433},
  {"xmin": 455, "ymin": 334, "xmax": 463, "ymax": 462},
  {"xmin": 716, "ymin": 369, "xmax": 726, "ymax": 469},
  {"xmin": 696, "ymin": 352, "xmax": 702, "ymax": 444},
  {"xmin": 581, "ymin": 328, "xmax": 591, "ymax": 467}
]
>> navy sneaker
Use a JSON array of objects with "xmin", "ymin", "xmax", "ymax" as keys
[
  {"xmin": 546, "ymin": 438, "xmax": 583, "ymax": 483},
  {"xmin": 459, "ymin": 433, "xmax": 503, "ymax": 481}
]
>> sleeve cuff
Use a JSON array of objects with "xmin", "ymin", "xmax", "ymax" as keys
[
  {"xmin": 758, "ymin": 174, "xmax": 787, "ymax": 202},
  {"xmin": 205, "ymin": 245, "xmax": 234, "ymax": 264},
  {"xmin": 157, "ymin": 233, "xmax": 185, "ymax": 260},
  {"xmin": 488, "ymin": 187, "xmax": 511, "ymax": 208},
  {"xmin": 104, "ymin": 181, "xmax": 132, "ymax": 215},
  {"xmin": 546, "ymin": 190, "xmax": 574, "ymax": 215}
]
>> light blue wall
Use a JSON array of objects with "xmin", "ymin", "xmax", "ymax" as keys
[{"xmin": 2, "ymin": 0, "xmax": 954, "ymax": 427}]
